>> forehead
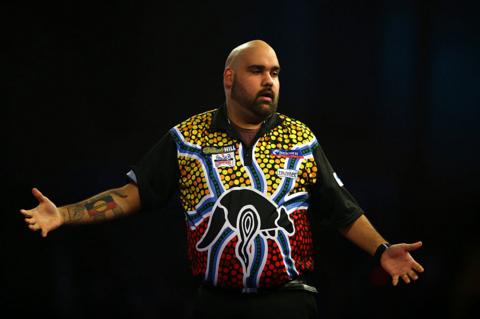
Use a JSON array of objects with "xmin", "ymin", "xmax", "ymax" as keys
[{"xmin": 236, "ymin": 46, "xmax": 280, "ymax": 68}]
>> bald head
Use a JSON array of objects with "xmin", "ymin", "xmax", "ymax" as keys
[
  {"xmin": 223, "ymin": 40, "xmax": 281, "ymax": 127},
  {"xmin": 225, "ymin": 40, "xmax": 278, "ymax": 70}
]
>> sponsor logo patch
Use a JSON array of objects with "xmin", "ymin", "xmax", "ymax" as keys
[
  {"xmin": 270, "ymin": 149, "xmax": 304, "ymax": 158},
  {"xmin": 213, "ymin": 152, "xmax": 236, "ymax": 168},
  {"xmin": 276, "ymin": 168, "xmax": 299, "ymax": 179},
  {"xmin": 203, "ymin": 145, "xmax": 236, "ymax": 155}
]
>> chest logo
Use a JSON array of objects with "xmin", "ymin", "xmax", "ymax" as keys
[
  {"xmin": 270, "ymin": 149, "xmax": 303, "ymax": 158},
  {"xmin": 203, "ymin": 145, "xmax": 236, "ymax": 155},
  {"xmin": 276, "ymin": 168, "xmax": 299, "ymax": 179},
  {"xmin": 213, "ymin": 152, "xmax": 235, "ymax": 168}
]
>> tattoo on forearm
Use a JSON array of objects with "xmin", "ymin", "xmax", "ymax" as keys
[
  {"xmin": 67, "ymin": 205, "xmax": 86, "ymax": 222},
  {"xmin": 66, "ymin": 191, "xmax": 129, "ymax": 223},
  {"xmin": 112, "ymin": 191, "xmax": 128, "ymax": 199}
]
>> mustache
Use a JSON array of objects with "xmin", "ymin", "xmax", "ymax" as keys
[{"xmin": 256, "ymin": 89, "xmax": 275, "ymax": 99}]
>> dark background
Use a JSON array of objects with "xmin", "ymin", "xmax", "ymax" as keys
[{"xmin": 3, "ymin": 0, "xmax": 479, "ymax": 318}]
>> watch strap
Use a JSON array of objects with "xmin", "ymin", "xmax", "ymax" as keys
[{"xmin": 374, "ymin": 242, "xmax": 391, "ymax": 263}]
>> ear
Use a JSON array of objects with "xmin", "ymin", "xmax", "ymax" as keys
[{"xmin": 223, "ymin": 68, "xmax": 233, "ymax": 89}]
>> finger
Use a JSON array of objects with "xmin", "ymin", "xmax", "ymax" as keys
[
  {"xmin": 408, "ymin": 270, "xmax": 419, "ymax": 281},
  {"xmin": 406, "ymin": 241, "xmax": 423, "ymax": 251},
  {"xmin": 413, "ymin": 262, "xmax": 425, "ymax": 273},
  {"xmin": 25, "ymin": 217, "xmax": 36, "ymax": 225},
  {"xmin": 32, "ymin": 188, "xmax": 45, "ymax": 203},
  {"xmin": 20, "ymin": 209, "xmax": 33, "ymax": 217},
  {"xmin": 402, "ymin": 274, "xmax": 411, "ymax": 284},
  {"xmin": 392, "ymin": 275, "xmax": 399, "ymax": 286},
  {"xmin": 28, "ymin": 224, "xmax": 40, "ymax": 231},
  {"xmin": 41, "ymin": 229, "xmax": 48, "ymax": 238}
]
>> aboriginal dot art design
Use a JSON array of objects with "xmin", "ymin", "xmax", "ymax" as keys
[{"xmin": 170, "ymin": 109, "xmax": 320, "ymax": 291}]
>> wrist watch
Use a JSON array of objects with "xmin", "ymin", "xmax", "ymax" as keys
[{"xmin": 374, "ymin": 242, "xmax": 391, "ymax": 263}]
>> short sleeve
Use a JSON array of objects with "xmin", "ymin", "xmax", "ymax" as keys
[
  {"xmin": 127, "ymin": 132, "xmax": 179, "ymax": 212},
  {"xmin": 310, "ymin": 144, "xmax": 364, "ymax": 228}
]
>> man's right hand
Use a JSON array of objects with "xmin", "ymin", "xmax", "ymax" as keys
[{"xmin": 20, "ymin": 188, "xmax": 63, "ymax": 237}]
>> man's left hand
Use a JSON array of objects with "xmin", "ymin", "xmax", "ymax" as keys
[{"xmin": 381, "ymin": 241, "xmax": 425, "ymax": 286}]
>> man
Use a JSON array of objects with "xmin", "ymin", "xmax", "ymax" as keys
[{"xmin": 20, "ymin": 40, "xmax": 424, "ymax": 319}]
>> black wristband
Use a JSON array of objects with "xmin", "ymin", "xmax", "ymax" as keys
[{"xmin": 374, "ymin": 243, "xmax": 391, "ymax": 263}]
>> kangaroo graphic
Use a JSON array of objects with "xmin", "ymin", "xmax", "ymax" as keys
[{"xmin": 197, "ymin": 188, "xmax": 294, "ymax": 276}]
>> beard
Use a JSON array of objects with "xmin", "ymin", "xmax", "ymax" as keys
[{"xmin": 231, "ymin": 77, "xmax": 279, "ymax": 121}]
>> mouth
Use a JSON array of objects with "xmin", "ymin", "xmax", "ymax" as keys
[{"xmin": 257, "ymin": 91, "xmax": 274, "ymax": 102}]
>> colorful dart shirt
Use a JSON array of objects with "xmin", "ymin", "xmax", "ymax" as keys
[{"xmin": 127, "ymin": 105, "xmax": 363, "ymax": 292}]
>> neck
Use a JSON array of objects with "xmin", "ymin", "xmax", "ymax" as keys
[{"xmin": 225, "ymin": 100, "xmax": 263, "ymax": 130}]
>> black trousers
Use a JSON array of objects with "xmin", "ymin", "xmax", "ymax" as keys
[{"xmin": 192, "ymin": 286, "xmax": 318, "ymax": 319}]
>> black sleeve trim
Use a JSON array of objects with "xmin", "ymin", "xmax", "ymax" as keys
[
  {"xmin": 128, "ymin": 132, "xmax": 179, "ymax": 212},
  {"xmin": 310, "ymin": 144, "xmax": 364, "ymax": 229}
]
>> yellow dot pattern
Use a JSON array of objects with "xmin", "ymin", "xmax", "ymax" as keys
[
  {"xmin": 217, "ymin": 157, "xmax": 252, "ymax": 191},
  {"xmin": 176, "ymin": 110, "xmax": 213, "ymax": 147},
  {"xmin": 253, "ymin": 114, "xmax": 318, "ymax": 197},
  {"xmin": 174, "ymin": 110, "xmax": 319, "ymax": 213},
  {"xmin": 178, "ymin": 156, "xmax": 210, "ymax": 212}
]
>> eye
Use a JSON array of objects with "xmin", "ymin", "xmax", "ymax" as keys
[{"xmin": 248, "ymin": 66, "xmax": 264, "ymax": 74}]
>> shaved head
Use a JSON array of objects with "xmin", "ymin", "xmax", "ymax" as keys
[
  {"xmin": 223, "ymin": 40, "xmax": 281, "ymax": 127},
  {"xmin": 225, "ymin": 40, "xmax": 277, "ymax": 70}
]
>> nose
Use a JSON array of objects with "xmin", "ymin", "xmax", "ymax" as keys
[{"xmin": 262, "ymin": 72, "xmax": 274, "ymax": 87}]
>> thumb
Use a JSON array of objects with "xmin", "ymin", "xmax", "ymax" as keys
[
  {"xmin": 405, "ymin": 241, "xmax": 423, "ymax": 251},
  {"xmin": 32, "ymin": 188, "xmax": 45, "ymax": 203}
]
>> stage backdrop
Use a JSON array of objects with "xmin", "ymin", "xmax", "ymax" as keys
[{"xmin": 3, "ymin": 1, "xmax": 479, "ymax": 318}]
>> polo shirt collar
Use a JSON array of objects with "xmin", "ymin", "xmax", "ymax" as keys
[{"xmin": 210, "ymin": 103, "xmax": 282, "ymax": 135}]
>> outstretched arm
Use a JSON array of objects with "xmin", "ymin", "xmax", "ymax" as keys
[
  {"xmin": 19, "ymin": 183, "xmax": 141, "ymax": 237},
  {"xmin": 340, "ymin": 214, "xmax": 424, "ymax": 286}
]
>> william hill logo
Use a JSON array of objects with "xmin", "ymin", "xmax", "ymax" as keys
[{"xmin": 203, "ymin": 145, "xmax": 236, "ymax": 155}]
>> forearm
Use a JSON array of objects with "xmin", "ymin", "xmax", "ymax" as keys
[
  {"xmin": 339, "ymin": 214, "xmax": 387, "ymax": 256},
  {"xmin": 59, "ymin": 183, "xmax": 140, "ymax": 225}
]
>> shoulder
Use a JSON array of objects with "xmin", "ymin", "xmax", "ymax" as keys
[
  {"xmin": 169, "ymin": 108, "xmax": 217, "ymax": 144},
  {"xmin": 175, "ymin": 108, "xmax": 216, "ymax": 130},
  {"xmin": 171, "ymin": 108, "xmax": 216, "ymax": 134},
  {"xmin": 277, "ymin": 112, "xmax": 317, "ymax": 144},
  {"xmin": 277, "ymin": 112, "xmax": 314, "ymax": 133}
]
